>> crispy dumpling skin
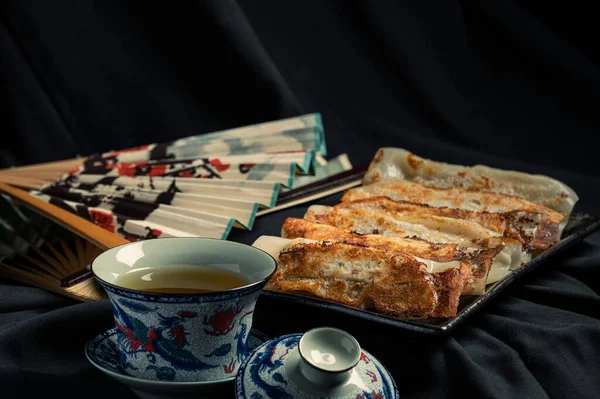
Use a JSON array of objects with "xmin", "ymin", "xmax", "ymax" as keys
[
  {"xmin": 326, "ymin": 196, "xmax": 553, "ymax": 251},
  {"xmin": 304, "ymin": 203, "xmax": 527, "ymax": 284},
  {"xmin": 362, "ymin": 147, "xmax": 578, "ymax": 229},
  {"xmin": 341, "ymin": 180, "xmax": 564, "ymax": 246},
  {"xmin": 332, "ymin": 196, "xmax": 507, "ymax": 233},
  {"xmin": 305, "ymin": 204, "xmax": 502, "ymax": 248},
  {"xmin": 257, "ymin": 237, "xmax": 470, "ymax": 318},
  {"xmin": 281, "ymin": 217, "xmax": 504, "ymax": 295},
  {"xmin": 251, "ymin": 147, "xmax": 576, "ymax": 321}
]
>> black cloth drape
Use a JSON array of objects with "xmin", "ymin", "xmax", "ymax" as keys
[{"xmin": 1, "ymin": 1, "xmax": 599, "ymax": 398}]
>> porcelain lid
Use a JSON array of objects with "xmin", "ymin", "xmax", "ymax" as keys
[{"xmin": 235, "ymin": 327, "xmax": 399, "ymax": 399}]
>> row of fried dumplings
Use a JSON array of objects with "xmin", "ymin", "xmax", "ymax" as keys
[{"xmin": 252, "ymin": 148, "xmax": 579, "ymax": 319}]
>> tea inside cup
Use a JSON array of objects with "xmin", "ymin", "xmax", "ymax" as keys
[
  {"xmin": 92, "ymin": 237, "xmax": 276, "ymax": 294},
  {"xmin": 91, "ymin": 237, "xmax": 277, "ymax": 383}
]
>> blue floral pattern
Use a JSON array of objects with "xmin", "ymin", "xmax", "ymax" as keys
[
  {"xmin": 235, "ymin": 334, "xmax": 399, "ymax": 399},
  {"xmin": 85, "ymin": 327, "xmax": 269, "ymax": 381},
  {"xmin": 105, "ymin": 288, "xmax": 261, "ymax": 382},
  {"xmin": 146, "ymin": 365, "xmax": 176, "ymax": 381}
]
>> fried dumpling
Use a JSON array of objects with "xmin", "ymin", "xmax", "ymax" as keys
[
  {"xmin": 281, "ymin": 217, "xmax": 514, "ymax": 295},
  {"xmin": 304, "ymin": 204, "xmax": 527, "ymax": 283},
  {"xmin": 252, "ymin": 235, "xmax": 471, "ymax": 318},
  {"xmin": 362, "ymin": 147, "xmax": 578, "ymax": 226},
  {"xmin": 329, "ymin": 196, "xmax": 553, "ymax": 251},
  {"xmin": 341, "ymin": 180, "xmax": 565, "ymax": 243},
  {"xmin": 306, "ymin": 204, "xmax": 502, "ymax": 247}
]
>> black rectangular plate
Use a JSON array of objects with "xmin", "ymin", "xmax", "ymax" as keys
[{"xmin": 258, "ymin": 211, "xmax": 600, "ymax": 337}]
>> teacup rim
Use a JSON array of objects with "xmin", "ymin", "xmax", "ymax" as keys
[{"xmin": 91, "ymin": 237, "xmax": 278, "ymax": 298}]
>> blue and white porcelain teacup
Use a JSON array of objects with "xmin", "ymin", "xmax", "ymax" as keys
[{"xmin": 91, "ymin": 237, "xmax": 277, "ymax": 383}]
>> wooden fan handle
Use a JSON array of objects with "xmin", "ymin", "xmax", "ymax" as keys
[{"xmin": 0, "ymin": 183, "xmax": 128, "ymax": 251}]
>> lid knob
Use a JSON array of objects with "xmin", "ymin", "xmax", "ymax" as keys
[{"xmin": 297, "ymin": 327, "xmax": 361, "ymax": 387}]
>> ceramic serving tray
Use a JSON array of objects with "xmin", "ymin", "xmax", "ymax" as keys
[{"xmin": 258, "ymin": 211, "xmax": 600, "ymax": 337}]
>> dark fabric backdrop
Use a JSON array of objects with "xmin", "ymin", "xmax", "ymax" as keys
[{"xmin": 1, "ymin": 1, "xmax": 599, "ymax": 398}]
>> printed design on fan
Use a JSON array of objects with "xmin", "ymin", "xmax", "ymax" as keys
[
  {"xmin": 77, "ymin": 158, "xmax": 237, "ymax": 179},
  {"xmin": 34, "ymin": 192, "xmax": 164, "ymax": 242},
  {"xmin": 32, "ymin": 178, "xmax": 240, "ymax": 242},
  {"xmin": 79, "ymin": 121, "xmax": 324, "ymax": 167},
  {"xmin": 72, "ymin": 153, "xmax": 306, "ymax": 181},
  {"xmin": 88, "ymin": 209, "xmax": 116, "ymax": 233}
]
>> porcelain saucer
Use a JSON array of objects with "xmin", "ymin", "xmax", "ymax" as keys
[
  {"xmin": 235, "ymin": 331, "xmax": 399, "ymax": 398},
  {"xmin": 85, "ymin": 327, "xmax": 270, "ymax": 399}
]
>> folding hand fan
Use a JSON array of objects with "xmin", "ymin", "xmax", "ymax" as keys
[
  {"xmin": 0, "ymin": 114, "xmax": 361, "ymax": 301},
  {"xmin": 0, "ymin": 182, "xmax": 128, "ymax": 301}
]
